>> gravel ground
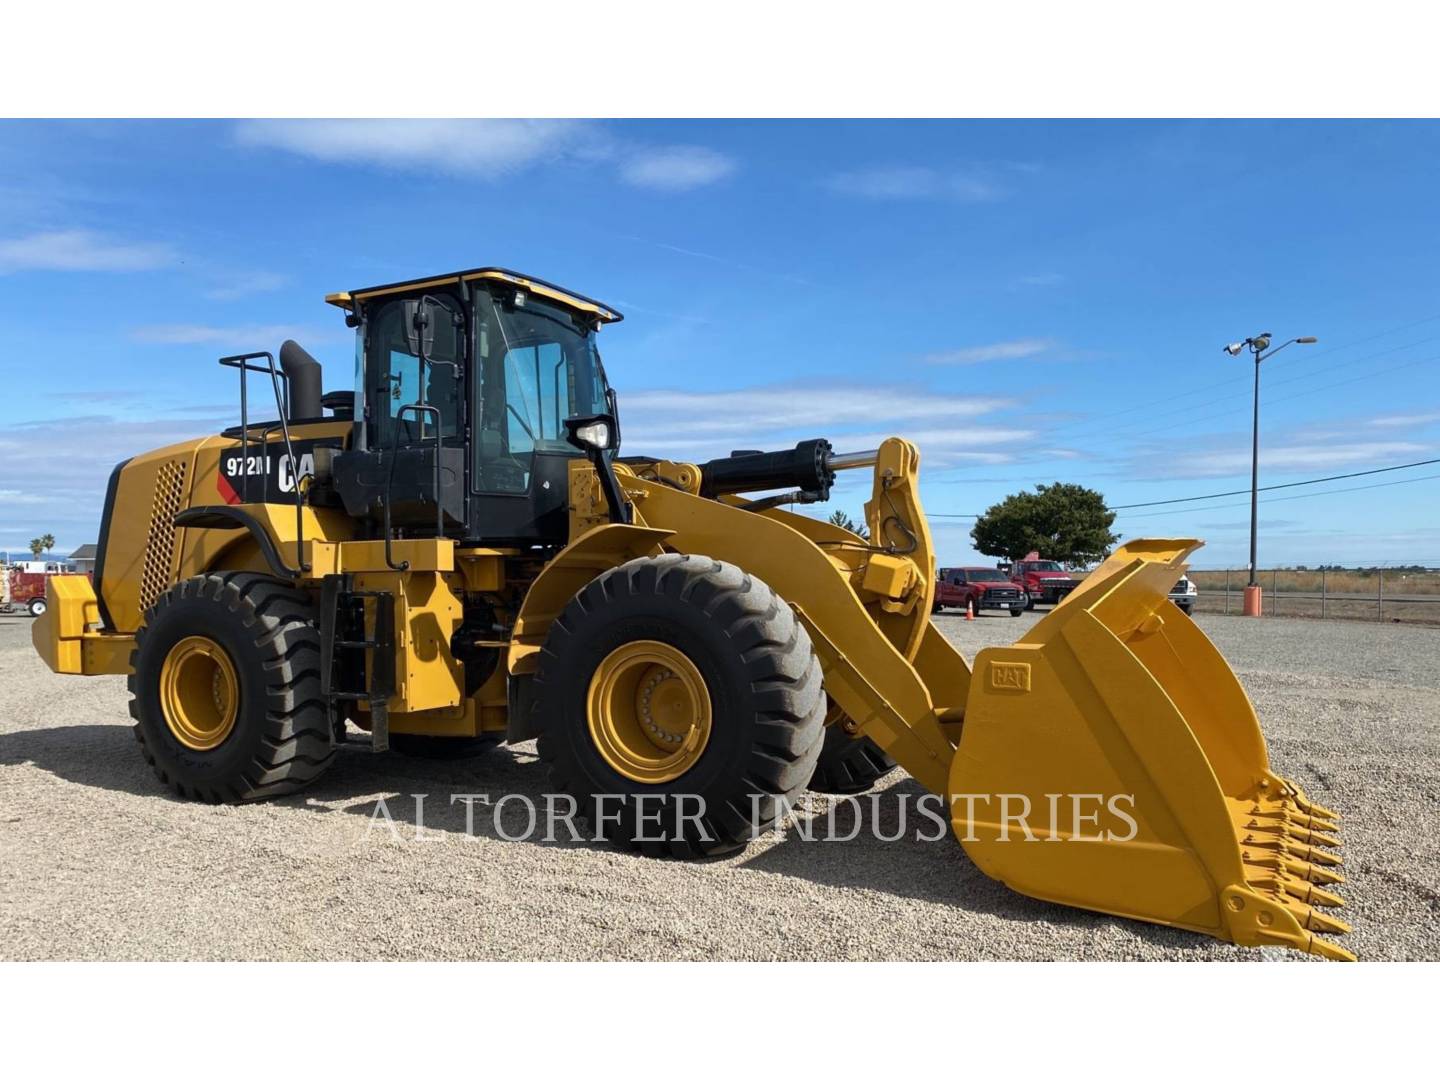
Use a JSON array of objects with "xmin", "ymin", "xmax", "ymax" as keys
[{"xmin": 1, "ymin": 607, "xmax": 1436, "ymax": 961}]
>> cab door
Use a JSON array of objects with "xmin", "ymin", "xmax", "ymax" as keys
[{"xmin": 345, "ymin": 292, "xmax": 468, "ymax": 532}]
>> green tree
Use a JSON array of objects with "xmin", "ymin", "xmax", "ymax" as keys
[
  {"xmin": 826, "ymin": 508, "xmax": 869, "ymax": 540},
  {"xmin": 28, "ymin": 533, "xmax": 55, "ymax": 559},
  {"xmin": 970, "ymin": 483, "xmax": 1118, "ymax": 569}
]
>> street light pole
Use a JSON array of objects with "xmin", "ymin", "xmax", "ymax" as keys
[
  {"xmin": 1249, "ymin": 348, "xmax": 1261, "ymax": 588},
  {"xmin": 1223, "ymin": 333, "xmax": 1318, "ymax": 616}
]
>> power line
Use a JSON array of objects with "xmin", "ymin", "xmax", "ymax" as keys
[
  {"xmin": 1106, "ymin": 456, "xmax": 1440, "ymax": 509},
  {"xmin": 926, "ymin": 455, "xmax": 1440, "ymax": 519},
  {"xmin": 1111, "ymin": 475, "xmax": 1440, "ymax": 521}
]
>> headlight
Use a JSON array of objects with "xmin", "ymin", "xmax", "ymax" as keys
[
  {"xmin": 572, "ymin": 421, "xmax": 611, "ymax": 449},
  {"xmin": 564, "ymin": 414, "xmax": 617, "ymax": 452}
]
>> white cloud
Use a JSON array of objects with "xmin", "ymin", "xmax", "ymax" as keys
[
  {"xmin": 826, "ymin": 166, "xmax": 1000, "ymax": 201},
  {"xmin": 1168, "ymin": 440, "xmax": 1431, "ymax": 478},
  {"xmin": 620, "ymin": 383, "xmax": 1028, "ymax": 467},
  {"xmin": 617, "ymin": 145, "xmax": 737, "ymax": 191},
  {"xmin": 129, "ymin": 323, "xmax": 342, "ymax": 347},
  {"xmin": 235, "ymin": 120, "xmax": 736, "ymax": 193},
  {"xmin": 204, "ymin": 270, "xmax": 289, "ymax": 301},
  {"xmin": 0, "ymin": 412, "xmax": 234, "ymax": 545},
  {"xmin": 0, "ymin": 229, "xmax": 174, "ymax": 273},
  {"xmin": 1366, "ymin": 411, "xmax": 1440, "ymax": 428},
  {"xmin": 234, "ymin": 119, "xmax": 592, "ymax": 177},
  {"xmin": 921, "ymin": 338, "xmax": 1056, "ymax": 365}
]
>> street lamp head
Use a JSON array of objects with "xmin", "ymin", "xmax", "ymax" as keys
[
  {"xmin": 1296, "ymin": 336, "xmax": 1318, "ymax": 344},
  {"xmin": 1223, "ymin": 342, "xmax": 1244, "ymax": 356},
  {"xmin": 1251, "ymin": 334, "xmax": 1272, "ymax": 352}
]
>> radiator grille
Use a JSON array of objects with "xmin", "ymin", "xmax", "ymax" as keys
[{"xmin": 138, "ymin": 459, "xmax": 188, "ymax": 614}]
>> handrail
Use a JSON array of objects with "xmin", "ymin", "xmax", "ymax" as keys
[{"xmin": 217, "ymin": 351, "xmax": 309, "ymax": 573}]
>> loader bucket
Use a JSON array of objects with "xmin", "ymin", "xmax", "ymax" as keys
[{"xmin": 949, "ymin": 540, "xmax": 1351, "ymax": 960}]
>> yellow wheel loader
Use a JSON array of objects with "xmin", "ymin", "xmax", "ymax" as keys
[{"xmin": 33, "ymin": 266, "xmax": 1350, "ymax": 959}]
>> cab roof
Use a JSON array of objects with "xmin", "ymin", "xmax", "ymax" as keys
[{"xmin": 324, "ymin": 266, "xmax": 623, "ymax": 324}]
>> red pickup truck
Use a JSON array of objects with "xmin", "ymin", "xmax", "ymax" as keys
[
  {"xmin": 934, "ymin": 567, "xmax": 1027, "ymax": 617},
  {"xmin": 1006, "ymin": 553, "xmax": 1079, "ymax": 610}
]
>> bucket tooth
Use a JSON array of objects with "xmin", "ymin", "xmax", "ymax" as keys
[
  {"xmin": 1284, "ymin": 857, "xmax": 1345, "ymax": 886},
  {"xmin": 1306, "ymin": 935, "xmax": 1357, "ymax": 962},
  {"xmin": 1282, "ymin": 878, "xmax": 1346, "ymax": 908},
  {"xmin": 1251, "ymin": 806, "xmax": 1339, "ymax": 834},
  {"xmin": 1241, "ymin": 835, "xmax": 1342, "ymax": 869},
  {"xmin": 1310, "ymin": 883, "xmax": 1346, "ymax": 908},
  {"xmin": 1300, "ymin": 907, "xmax": 1352, "ymax": 935},
  {"xmin": 1288, "ymin": 812, "xmax": 1340, "ymax": 834},
  {"xmin": 1289, "ymin": 825, "xmax": 1342, "ymax": 848},
  {"xmin": 1295, "ymin": 797, "xmax": 1340, "ymax": 822},
  {"xmin": 1293, "ymin": 842, "xmax": 1343, "ymax": 868},
  {"xmin": 1272, "ymin": 779, "xmax": 1340, "ymax": 822}
]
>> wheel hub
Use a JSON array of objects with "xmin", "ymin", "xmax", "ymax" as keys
[
  {"xmin": 159, "ymin": 635, "xmax": 239, "ymax": 751},
  {"xmin": 587, "ymin": 640, "xmax": 712, "ymax": 784}
]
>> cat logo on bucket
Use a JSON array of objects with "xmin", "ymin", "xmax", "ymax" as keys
[{"xmin": 989, "ymin": 661, "xmax": 1031, "ymax": 692}]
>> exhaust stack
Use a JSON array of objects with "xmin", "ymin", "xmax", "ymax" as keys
[{"xmin": 279, "ymin": 340, "xmax": 323, "ymax": 420}]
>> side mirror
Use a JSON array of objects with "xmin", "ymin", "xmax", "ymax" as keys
[
  {"xmin": 564, "ymin": 414, "xmax": 617, "ymax": 453},
  {"xmin": 403, "ymin": 298, "xmax": 434, "ymax": 360},
  {"xmin": 997, "ymin": 562, "xmax": 1012, "ymax": 574},
  {"xmin": 404, "ymin": 294, "xmax": 463, "ymax": 370}
]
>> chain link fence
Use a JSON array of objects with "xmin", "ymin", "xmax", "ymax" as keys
[{"xmin": 1185, "ymin": 568, "xmax": 1440, "ymax": 625}]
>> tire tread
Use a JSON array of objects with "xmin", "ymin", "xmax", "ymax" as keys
[{"xmin": 129, "ymin": 572, "xmax": 334, "ymax": 803}]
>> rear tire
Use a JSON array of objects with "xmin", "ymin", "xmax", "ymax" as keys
[
  {"xmin": 534, "ymin": 554, "xmax": 825, "ymax": 858},
  {"xmin": 129, "ymin": 572, "xmax": 335, "ymax": 803},
  {"xmin": 27, "ymin": 597, "xmax": 46, "ymax": 617}
]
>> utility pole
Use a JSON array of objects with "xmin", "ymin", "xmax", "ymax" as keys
[{"xmin": 1222, "ymin": 333, "xmax": 1318, "ymax": 616}]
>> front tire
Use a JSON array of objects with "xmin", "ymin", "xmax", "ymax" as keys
[
  {"xmin": 808, "ymin": 701, "xmax": 897, "ymax": 795},
  {"xmin": 1009, "ymin": 607, "xmax": 1023, "ymax": 617},
  {"xmin": 129, "ymin": 573, "xmax": 335, "ymax": 803},
  {"xmin": 534, "ymin": 554, "xmax": 825, "ymax": 857},
  {"xmin": 27, "ymin": 597, "xmax": 46, "ymax": 617}
]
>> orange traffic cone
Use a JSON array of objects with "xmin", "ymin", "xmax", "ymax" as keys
[{"xmin": 965, "ymin": 599, "xmax": 975, "ymax": 621}]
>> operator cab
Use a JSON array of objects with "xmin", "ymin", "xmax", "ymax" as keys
[{"xmin": 322, "ymin": 268, "xmax": 623, "ymax": 547}]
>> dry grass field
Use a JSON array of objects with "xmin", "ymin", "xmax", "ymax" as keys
[{"xmin": 1186, "ymin": 569, "xmax": 1440, "ymax": 625}]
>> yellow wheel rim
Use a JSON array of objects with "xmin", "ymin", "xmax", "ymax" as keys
[
  {"xmin": 159, "ymin": 635, "xmax": 239, "ymax": 751},
  {"xmin": 586, "ymin": 640, "xmax": 712, "ymax": 784}
]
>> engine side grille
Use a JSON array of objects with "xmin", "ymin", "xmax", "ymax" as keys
[{"xmin": 138, "ymin": 459, "xmax": 188, "ymax": 614}]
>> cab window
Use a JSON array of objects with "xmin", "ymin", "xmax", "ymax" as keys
[
  {"xmin": 365, "ymin": 296, "xmax": 463, "ymax": 449},
  {"xmin": 473, "ymin": 288, "xmax": 610, "ymax": 495}
]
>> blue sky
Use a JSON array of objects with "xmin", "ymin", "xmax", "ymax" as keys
[{"xmin": 1, "ymin": 119, "xmax": 1437, "ymax": 567}]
